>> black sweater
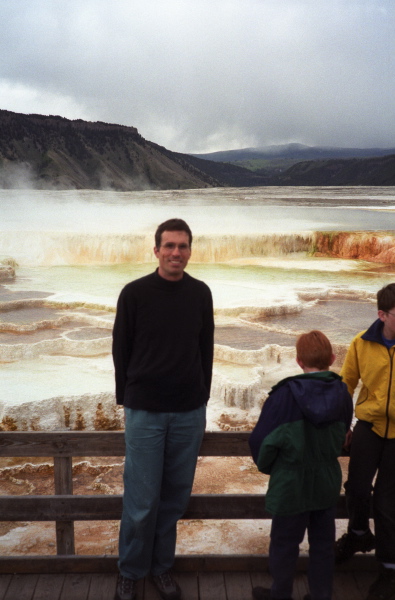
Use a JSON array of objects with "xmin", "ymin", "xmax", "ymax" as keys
[{"xmin": 112, "ymin": 270, "xmax": 214, "ymax": 411}]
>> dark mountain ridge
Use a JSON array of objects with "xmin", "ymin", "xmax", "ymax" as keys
[
  {"xmin": 1, "ymin": 110, "xmax": 394, "ymax": 189},
  {"xmin": 192, "ymin": 143, "xmax": 395, "ymax": 162},
  {"xmin": 0, "ymin": 110, "xmax": 225, "ymax": 190}
]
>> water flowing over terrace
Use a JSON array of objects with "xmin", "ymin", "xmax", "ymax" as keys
[{"xmin": 0, "ymin": 186, "xmax": 394, "ymax": 596}]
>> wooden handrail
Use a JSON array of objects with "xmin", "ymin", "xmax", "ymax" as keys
[
  {"xmin": 0, "ymin": 430, "xmax": 251, "ymax": 457},
  {"xmin": 0, "ymin": 431, "xmax": 375, "ymax": 574}
]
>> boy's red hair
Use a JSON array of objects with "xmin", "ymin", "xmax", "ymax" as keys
[{"xmin": 296, "ymin": 330, "xmax": 333, "ymax": 371}]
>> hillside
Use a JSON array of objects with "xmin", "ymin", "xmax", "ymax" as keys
[
  {"xmin": 193, "ymin": 143, "xmax": 395, "ymax": 183},
  {"xmin": 267, "ymin": 154, "xmax": 395, "ymax": 186},
  {"xmin": 193, "ymin": 143, "xmax": 395, "ymax": 163},
  {"xmin": 0, "ymin": 110, "xmax": 226, "ymax": 190},
  {"xmin": 1, "ymin": 110, "xmax": 394, "ymax": 189}
]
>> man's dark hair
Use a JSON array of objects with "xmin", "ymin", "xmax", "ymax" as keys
[
  {"xmin": 155, "ymin": 218, "xmax": 192, "ymax": 248},
  {"xmin": 377, "ymin": 283, "xmax": 395, "ymax": 312}
]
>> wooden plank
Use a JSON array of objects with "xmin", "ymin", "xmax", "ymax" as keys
[
  {"xmin": 351, "ymin": 569, "xmax": 377, "ymax": 597},
  {"xmin": 292, "ymin": 573, "xmax": 309, "ymax": 600},
  {"xmin": 0, "ymin": 553, "xmax": 378, "ymax": 575},
  {"xmin": 333, "ymin": 571, "xmax": 364, "ymax": 600},
  {"xmin": 250, "ymin": 572, "xmax": 272, "ymax": 597},
  {"xmin": 0, "ymin": 431, "xmax": 250, "ymax": 458},
  {"xmin": 0, "ymin": 493, "xmax": 352, "ymax": 523},
  {"xmin": 0, "ymin": 494, "xmax": 270, "ymax": 521},
  {"xmin": 0, "ymin": 571, "xmax": 373, "ymax": 600},
  {"xmin": 54, "ymin": 456, "xmax": 75, "ymax": 556},
  {"xmin": 198, "ymin": 572, "xmax": 227, "ymax": 600},
  {"xmin": 176, "ymin": 555, "xmax": 270, "ymax": 572},
  {"xmin": 175, "ymin": 572, "xmax": 199, "ymax": 600},
  {"xmin": 3, "ymin": 574, "xmax": 38, "ymax": 600},
  {"xmin": 0, "ymin": 575, "xmax": 12, "ymax": 600},
  {"xmin": 0, "ymin": 432, "xmax": 126, "ymax": 457},
  {"xmin": 224, "ymin": 571, "xmax": 253, "ymax": 600},
  {"xmin": 59, "ymin": 574, "xmax": 91, "ymax": 600},
  {"xmin": 251, "ymin": 571, "xmax": 310, "ymax": 600},
  {"xmin": 0, "ymin": 495, "xmax": 123, "ymax": 521},
  {"xmin": 32, "ymin": 574, "xmax": 65, "ymax": 600},
  {"xmin": 0, "ymin": 556, "xmax": 118, "ymax": 574},
  {"xmin": 0, "ymin": 431, "xmax": 351, "ymax": 458},
  {"xmin": 0, "ymin": 431, "xmax": 253, "ymax": 458},
  {"xmin": 87, "ymin": 573, "xmax": 117, "ymax": 600},
  {"xmin": 184, "ymin": 494, "xmax": 270, "ymax": 519},
  {"xmin": 55, "ymin": 521, "xmax": 75, "ymax": 555},
  {"xmin": 143, "ymin": 576, "xmax": 161, "ymax": 600},
  {"xmin": 54, "ymin": 457, "xmax": 73, "ymax": 495},
  {"xmin": 199, "ymin": 432, "xmax": 251, "ymax": 456}
]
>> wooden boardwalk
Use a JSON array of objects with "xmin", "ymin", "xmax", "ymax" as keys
[
  {"xmin": 0, "ymin": 570, "xmax": 377, "ymax": 600},
  {"xmin": 0, "ymin": 432, "xmax": 378, "ymax": 599}
]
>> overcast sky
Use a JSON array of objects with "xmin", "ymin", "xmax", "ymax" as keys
[{"xmin": 1, "ymin": 0, "xmax": 394, "ymax": 154}]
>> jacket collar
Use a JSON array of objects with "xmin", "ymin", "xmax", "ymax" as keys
[{"xmin": 361, "ymin": 318, "xmax": 385, "ymax": 344}]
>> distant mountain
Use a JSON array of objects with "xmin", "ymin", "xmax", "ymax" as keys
[
  {"xmin": 192, "ymin": 143, "xmax": 395, "ymax": 186},
  {"xmin": 0, "ymin": 110, "xmax": 394, "ymax": 189},
  {"xmin": 266, "ymin": 154, "xmax": 395, "ymax": 186},
  {"xmin": 192, "ymin": 143, "xmax": 395, "ymax": 163}
]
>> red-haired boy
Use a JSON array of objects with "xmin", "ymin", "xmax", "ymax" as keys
[{"xmin": 249, "ymin": 330, "xmax": 353, "ymax": 600}]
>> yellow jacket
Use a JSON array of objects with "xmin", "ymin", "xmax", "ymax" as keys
[{"xmin": 340, "ymin": 319, "xmax": 395, "ymax": 439}]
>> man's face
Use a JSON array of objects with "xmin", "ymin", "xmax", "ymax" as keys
[{"xmin": 154, "ymin": 230, "xmax": 191, "ymax": 281}]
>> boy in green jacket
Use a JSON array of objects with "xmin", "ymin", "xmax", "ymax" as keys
[{"xmin": 249, "ymin": 331, "xmax": 352, "ymax": 600}]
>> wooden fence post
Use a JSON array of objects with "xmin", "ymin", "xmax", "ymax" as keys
[{"xmin": 54, "ymin": 456, "xmax": 75, "ymax": 555}]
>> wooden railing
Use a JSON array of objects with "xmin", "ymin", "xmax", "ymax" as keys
[{"xmin": 0, "ymin": 431, "xmax": 375, "ymax": 573}]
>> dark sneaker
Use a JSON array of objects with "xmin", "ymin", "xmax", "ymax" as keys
[
  {"xmin": 252, "ymin": 587, "xmax": 293, "ymax": 600},
  {"xmin": 114, "ymin": 574, "xmax": 137, "ymax": 600},
  {"xmin": 334, "ymin": 529, "xmax": 375, "ymax": 564},
  {"xmin": 151, "ymin": 571, "xmax": 182, "ymax": 600},
  {"xmin": 366, "ymin": 566, "xmax": 395, "ymax": 600}
]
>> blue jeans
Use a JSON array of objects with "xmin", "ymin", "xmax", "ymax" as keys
[
  {"xmin": 118, "ymin": 405, "xmax": 206, "ymax": 580},
  {"xmin": 269, "ymin": 507, "xmax": 336, "ymax": 600}
]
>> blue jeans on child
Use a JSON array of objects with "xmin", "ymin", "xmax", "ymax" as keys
[
  {"xmin": 118, "ymin": 405, "xmax": 206, "ymax": 580},
  {"xmin": 269, "ymin": 507, "xmax": 336, "ymax": 600}
]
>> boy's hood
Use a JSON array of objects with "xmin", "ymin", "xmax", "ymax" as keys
[{"xmin": 286, "ymin": 372, "xmax": 348, "ymax": 426}]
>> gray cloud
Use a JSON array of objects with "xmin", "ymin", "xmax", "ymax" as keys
[{"xmin": 1, "ymin": 0, "xmax": 394, "ymax": 152}]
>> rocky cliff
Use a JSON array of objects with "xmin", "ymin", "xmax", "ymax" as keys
[{"xmin": 0, "ymin": 110, "xmax": 226, "ymax": 191}]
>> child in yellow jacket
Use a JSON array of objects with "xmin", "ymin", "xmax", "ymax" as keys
[{"xmin": 335, "ymin": 283, "xmax": 395, "ymax": 600}]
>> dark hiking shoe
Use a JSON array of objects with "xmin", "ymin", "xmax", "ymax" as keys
[
  {"xmin": 366, "ymin": 566, "xmax": 395, "ymax": 600},
  {"xmin": 151, "ymin": 571, "xmax": 182, "ymax": 600},
  {"xmin": 252, "ymin": 587, "xmax": 293, "ymax": 600},
  {"xmin": 334, "ymin": 528, "xmax": 375, "ymax": 564},
  {"xmin": 114, "ymin": 574, "xmax": 137, "ymax": 600}
]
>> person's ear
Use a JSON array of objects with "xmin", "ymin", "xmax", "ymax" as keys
[{"xmin": 296, "ymin": 357, "xmax": 304, "ymax": 369}]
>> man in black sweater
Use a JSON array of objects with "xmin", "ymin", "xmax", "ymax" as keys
[{"xmin": 113, "ymin": 218, "xmax": 214, "ymax": 600}]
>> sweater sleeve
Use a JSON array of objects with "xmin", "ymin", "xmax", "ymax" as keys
[{"xmin": 112, "ymin": 285, "xmax": 135, "ymax": 405}]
